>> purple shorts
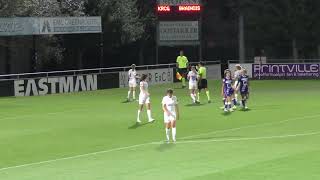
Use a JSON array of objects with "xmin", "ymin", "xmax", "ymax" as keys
[{"xmin": 224, "ymin": 88, "xmax": 234, "ymax": 97}]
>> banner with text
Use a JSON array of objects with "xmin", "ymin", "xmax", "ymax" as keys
[
  {"xmin": 0, "ymin": 73, "xmax": 119, "ymax": 97},
  {"xmin": 119, "ymin": 68, "xmax": 174, "ymax": 88},
  {"xmin": 158, "ymin": 21, "xmax": 199, "ymax": 46},
  {"xmin": 252, "ymin": 63, "xmax": 320, "ymax": 79},
  {"xmin": 39, "ymin": 17, "xmax": 102, "ymax": 35},
  {"xmin": 0, "ymin": 17, "xmax": 101, "ymax": 36},
  {"xmin": 0, "ymin": 17, "xmax": 38, "ymax": 36}
]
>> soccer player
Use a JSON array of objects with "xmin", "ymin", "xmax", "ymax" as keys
[
  {"xmin": 187, "ymin": 66, "xmax": 199, "ymax": 104},
  {"xmin": 162, "ymin": 89, "xmax": 179, "ymax": 143},
  {"xmin": 127, "ymin": 64, "xmax": 139, "ymax": 102},
  {"xmin": 221, "ymin": 70, "xmax": 236, "ymax": 112},
  {"xmin": 137, "ymin": 74, "xmax": 155, "ymax": 123},
  {"xmin": 233, "ymin": 64, "xmax": 242, "ymax": 104},
  {"xmin": 197, "ymin": 62, "xmax": 211, "ymax": 103},
  {"xmin": 220, "ymin": 69, "xmax": 231, "ymax": 109},
  {"xmin": 237, "ymin": 69, "xmax": 250, "ymax": 110},
  {"xmin": 176, "ymin": 50, "xmax": 189, "ymax": 88}
]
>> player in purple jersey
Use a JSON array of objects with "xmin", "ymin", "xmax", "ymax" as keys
[
  {"xmin": 236, "ymin": 69, "xmax": 250, "ymax": 110},
  {"xmin": 221, "ymin": 70, "xmax": 236, "ymax": 112},
  {"xmin": 220, "ymin": 69, "xmax": 230, "ymax": 109}
]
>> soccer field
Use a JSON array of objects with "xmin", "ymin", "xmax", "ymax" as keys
[{"xmin": 0, "ymin": 80, "xmax": 319, "ymax": 180}]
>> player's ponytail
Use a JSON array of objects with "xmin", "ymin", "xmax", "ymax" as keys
[{"xmin": 140, "ymin": 74, "xmax": 148, "ymax": 81}]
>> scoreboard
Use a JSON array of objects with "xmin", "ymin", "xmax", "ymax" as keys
[
  {"xmin": 155, "ymin": 0, "xmax": 203, "ymax": 63},
  {"xmin": 157, "ymin": 5, "xmax": 201, "ymax": 13}
]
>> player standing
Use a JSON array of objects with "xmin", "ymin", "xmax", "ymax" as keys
[
  {"xmin": 221, "ymin": 70, "xmax": 236, "ymax": 112},
  {"xmin": 220, "ymin": 69, "xmax": 230, "ymax": 109},
  {"xmin": 176, "ymin": 50, "xmax": 189, "ymax": 88},
  {"xmin": 137, "ymin": 74, "xmax": 155, "ymax": 123},
  {"xmin": 187, "ymin": 66, "xmax": 199, "ymax": 104},
  {"xmin": 237, "ymin": 69, "xmax": 250, "ymax": 110},
  {"xmin": 162, "ymin": 89, "xmax": 179, "ymax": 143},
  {"xmin": 127, "ymin": 64, "xmax": 139, "ymax": 102},
  {"xmin": 233, "ymin": 64, "xmax": 242, "ymax": 104},
  {"xmin": 197, "ymin": 62, "xmax": 211, "ymax": 103}
]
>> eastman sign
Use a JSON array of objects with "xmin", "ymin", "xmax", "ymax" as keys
[{"xmin": 14, "ymin": 75, "xmax": 97, "ymax": 96}]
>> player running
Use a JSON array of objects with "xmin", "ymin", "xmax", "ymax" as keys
[
  {"xmin": 197, "ymin": 62, "xmax": 211, "ymax": 103},
  {"xmin": 127, "ymin": 64, "xmax": 139, "ymax": 102},
  {"xmin": 187, "ymin": 66, "xmax": 199, "ymax": 104},
  {"xmin": 221, "ymin": 70, "xmax": 236, "ymax": 112},
  {"xmin": 233, "ymin": 64, "xmax": 242, "ymax": 104},
  {"xmin": 137, "ymin": 74, "xmax": 155, "ymax": 123},
  {"xmin": 237, "ymin": 69, "xmax": 250, "ymax": 110},
  {"xmin": 162, "ymin": 89, "xmax": 179, "ymax": 143}
]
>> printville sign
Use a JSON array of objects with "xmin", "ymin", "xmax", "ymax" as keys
[{"xmin": 252, "ymin": 64, "xmax": 320, "ymax": 79}]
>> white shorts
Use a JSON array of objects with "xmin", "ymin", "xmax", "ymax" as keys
[
  {"xmin": 129, "ymin": 81, "xmax": 137, "ymax": 88},
  {"xmin": 189, "ymin": 83, "xmax": 198, "ymax": 90},
  {"xmin": 164, "ymin": 112, "xmax": 176, "ymax": 123},
  {"xmin": 139, "ymin": 94, "xmax": 150, "ymax": 105}
]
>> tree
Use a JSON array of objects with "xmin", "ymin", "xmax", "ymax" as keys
[
  {"xmin": 0, "ymin": 0, "xmax": 25, "ymax": 17},
  {"xmin": 136, "ymin": 0, "xmax": 156, "ymax": 65},
  {"xmin": 85, "ymin": 0, "xmax": 153, "ymax": 66},
  {"xmin": 235, "ymin": 0, "xmax": 320, "ymax": 59}
]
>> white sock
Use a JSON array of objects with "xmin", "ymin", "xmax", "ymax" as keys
[
  {"xmin": 166, "ymin": 128, "xmax": 170, "ymax": 141},
  {"xmin": 147, "ymin": 110, "xmax": 152, "ymax": 120},
  {"xmin": 228, "ymin": 102, "xmax": 232, "ymax": 109},
  {"xmin": 137, "ymin": 110, "xmax": 141, "ymax": 121},
  {"xmin": 235, "ymin": 94, "xmax": 238, "ymax": 101},
  {"xmin": 127, "ymin": 91, "xmax": 131, "ymax": 99},
  {"xmin": 190, "ymin": 93, "xmax": 195, "ymax": 102},
  {"xmin": 132, "ymin": 91, "xmax": 136, "ymax": 99},
  {"xmin": 172, "ymin": 127, "xmax": 176, "ymax": 141}
]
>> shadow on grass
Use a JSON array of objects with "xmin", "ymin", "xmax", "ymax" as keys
[
  {"xmin": 239, "ymin": 108, "xmax": 252, "ymax": 112},
  {"xmin": 185, "ymin": 103, "xmax": 205, "ymax": 107},
  {"xmin": 128, "ymin": 122, "xmax": 151, "ymax": 129},
  {"xmin": 174, "ymin": 87, "xmax": 186, "ymax": 90},
  {"xmin": 156, "ymin": 142, "xmax": 176, "ymax": 152},
  {"xmin": 121, "ymin": 100, "xmax": 131, "ymax": 104},
  {"xmin": 221, "ymin": 111, "xmax": 232, "ymax": 116}
]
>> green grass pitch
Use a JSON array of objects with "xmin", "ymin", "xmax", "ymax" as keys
[{"xmin": 0, "ymin": 80, "xmax": 319, "ymax": 180}]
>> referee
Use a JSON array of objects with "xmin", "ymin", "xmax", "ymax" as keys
[
  {"xmin": 176, "ymin": 50, "xmax": 189, "ymax": 88},
  {"xmin": 197, "ymin": 62, "xmax": 211, "ymax": 103}
]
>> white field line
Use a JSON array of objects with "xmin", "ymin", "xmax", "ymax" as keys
[
  {"xmin": 0, "ymin": 114, "xmax": 319, "ymax": 172},
  {"xmin": 164, "ymin": 131, "xmax": 320, "ymax": 145},
  {"xmin": 0, "ymin": 143, "xmax": 150, "ymax": 172}
]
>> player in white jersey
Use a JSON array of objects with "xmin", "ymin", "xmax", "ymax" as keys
[
  {"xmin": 187, "ymin": 66, "xmax": 199, "ymax": 104},
  {"xmin": 127, "ymin": 64, "xmax": 139, "ymax": 102},
  {"xmin": 162, "ymin": 89, "xmax": 179, "ymax": 143},
  {"xmin": 137, "ymin": 74, "xmax": 155, "ymax": 123},
  {"xmin": 233, "ymin": 64, "xmax": 242, "ymax": 105}
]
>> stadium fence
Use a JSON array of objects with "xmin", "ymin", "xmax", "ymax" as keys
[{"xmin": 0, "ymin": 61, "xmax": 221, "ymax": 97}]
